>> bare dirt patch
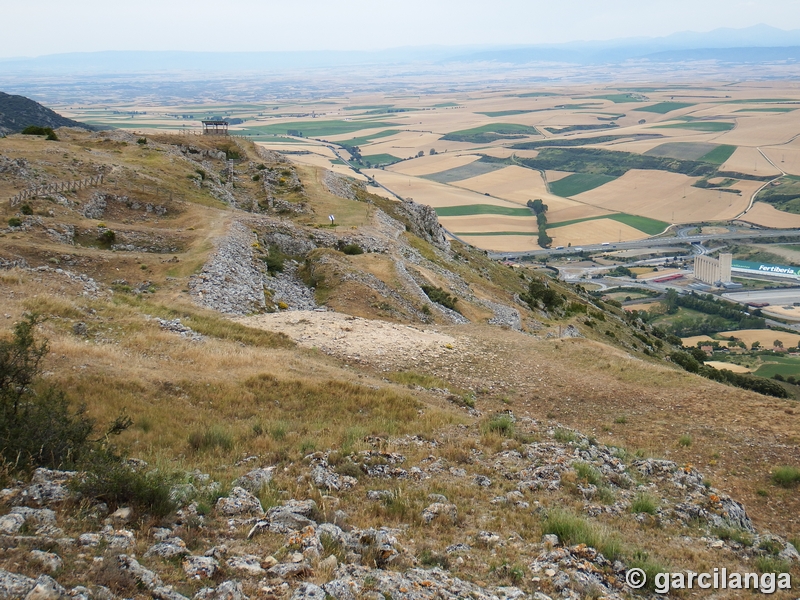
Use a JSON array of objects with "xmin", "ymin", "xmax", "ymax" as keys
[{"xmin": 235, "ymin": 310, "xmax": 459, "ymax": 366}]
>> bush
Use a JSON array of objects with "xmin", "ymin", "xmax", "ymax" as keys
[
  {"xmin": 20, "ymin": 204, "xmax": 33, "ymax": 216},
  {"xmin": 97, "ymin": 229, "xmax": 116, "ymax": 245},
  {"xmin": 136, "ymin": 137, "xmax": 147, "ymax": 145},
  {"xmin": 420, "ymin": 285, "xmax": 459, "ymax": 312},
  {"xmin": 0, "ymin": 315, "xmax": 96, "ymax": 472},
  {"xmin": 771, "ymin": 465, "xmax": 800, "ymax": 488},
  {"xmin": 541, "ymin": 509, "xmax": 622, "ymax": 561},
  {"xmin": 574, "ymin": 462, "xmax": 602, "ymax": 486},
  {"xmin": 7, "ymin": 218, "xmax": 22, "ymax": 228},
  {"xmin": 22, "ymin": 126, "xmax": 58, "ymax": 140},
  {"xmin": 342, "ymin": 243, "xmax": 364, "ymax": 255},
  {"xmin": 631, "ymin": 492, "xmax": 658, "ymax": 515},
  {"xmin": 72, "ymin": 453, "xmax": 177, "ymax": 518},
  {"xmin": 628, "ymin": 550, "xmax": 670, "ymax": 592},
  {"xmin": 483, "ymin": 414, "xmax": 515, "ymax": 437}
]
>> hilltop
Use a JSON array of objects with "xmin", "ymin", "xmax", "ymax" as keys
[
  {"xmin": 0, "ymin": 128, "xmax": 798, "ymax": 598},
  {"xmin": 0, "ymin": 91, "xmax": 90, "ymax": 136}
]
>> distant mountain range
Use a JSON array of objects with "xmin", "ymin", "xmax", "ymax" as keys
[
  {"xmin": 2, "ymin": 24, "xmax": 800, "ymax": 73},
  {"xmin": 0, "ymin": 92, "xmax": 89, "ymax": 135}
]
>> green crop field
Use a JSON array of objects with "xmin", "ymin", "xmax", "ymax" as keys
[
  {"xmin": 435, "ymin": 204, "xmax": 534, "ymax": 217},
  {"xmin": 337, "ymin": 129, "xmax": 400, "ymax": 147},
  {"xmin": 654, "ymin": 122, "xmax": 735, "ymax": 132},
  {"xmin": 434, "ymin": 102, "xmax": 461, "ymax": 107},
  {"xmin": 734, "ymin": 107, "xmax": 797, "ymax": 113},
  {"xmin": 441, "ymin": 123, "xmax": 540, "ymax": 143},
  {"xmin": 638, "ymin": 102, "xmax": 695, "ymax": 114},
  {"xmin": 754, "ymin": 356, "xmax": 800, "ymax": 378},
  {"xmin": 586, "ymin": 94, "xmax": 642, "ymax": 103},
  {"xmin": 547, "ymin": 213, "xmax": 669, "ymax": 234},
  {"xmin": 422, "ymin": 160, "xmax": 505, "ymax": 184},
  {"xmin": 361, "ymin": 153, "xmax": 402, "ymax": 166},
  {"xmin": 699, "ymin": 145, "xmax": 737, "ymax": 165},
  {"xmin": 549, "ymin": 173, "xmax": 618, "ymax": 197},
  {"xmin": 476, "ymin": 110, "xmax": 536, "ymax": 117},
  {"xmin": 240, "ymin": 120, "xmax": 397, "ymax": 138},
  {"xmin": 644, "ymin": 141, "xmax": 721, "ymax": 161}
]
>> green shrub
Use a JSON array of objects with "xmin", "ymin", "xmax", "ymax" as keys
[
  {"xmin": 631, "ymin": 492, "xmax": 658, "ymax": 515},
  {"xmin": 195, "ymin": 168, "xmax": 207, "ymax": 180},
  {"xmin": 7, "ymin": 218, "xmax": 22, "ymax": 228},
  {"xmin": 483, "ymin": 414, "xmax": 515, "ymax": 437},
  {"xmin": 541, "ymin": 509, "xmax": 622, "ymax": 560},
  {"xmin": 97, "ymin": 229, "xmax": 116, "ymax": 245},
  {"xmin": 771, "ymin": 466, "xmax": 800, "ymax": 488},
  {"xmin": 420, "ymin": 285, "xmax": 459, "ymax": 312},
  {"xmin": 554, "ymin": 428, "xmax": 579, "ymax": 444},
  {"xmin": 20, "ymin": 204, "xmax": 33, "ymax": 216},
  {"xmin": 342, "ymin": 243, "xmax": 364, "ymax": 255},
  {"xmin": 678, "ymin": 434, "xmax": 692, "ymax": 448},
  {"xmin": 574, "ymin": 462, "xmax": 602, "ymax": 486},
  {"xmin": 712, "ymin": 526, "xmax": 753, "ymax": 546},
  {"xmin": 72, "ymin": 454, "xmax": 177, "ymax": 518},
  {"xmin": 0, "ymin": 315, "xmax": 98, "ymax": 472},
  {"xmin": 754, "ymin": 556, "xmax": 791, "ymax": 574},
  {"xmin": 419, "ymin": 548, "xmax": 450, "ymax": 569},
  {"xmin": 136, "ymin": 137, "xmax": 147, "ymax": 145},
  {"xmin": 22, "ymin": 126, "xmax": 58, "ymax": 140}
]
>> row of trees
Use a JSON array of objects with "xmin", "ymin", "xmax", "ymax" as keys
[{"xmin": 526, "ymin": 199, "xmax": 552, "ymax": 248}]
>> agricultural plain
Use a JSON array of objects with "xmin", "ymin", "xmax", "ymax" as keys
[{"xmin": 60, "ymin": 81, "xmax": 800, "ymax": 251}]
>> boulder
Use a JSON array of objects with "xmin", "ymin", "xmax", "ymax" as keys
[
  {"xmin": 233, "ymin": 467, "xmax": 275, "ymax": 493},
  {"xmin": 215, "ymin": 487, "xmax": 264, "ymax": 517}
]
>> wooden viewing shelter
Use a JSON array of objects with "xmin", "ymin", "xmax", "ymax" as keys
[{"xmin": 202, "ymin": 120, "xmax": 229, "ymax": 135}]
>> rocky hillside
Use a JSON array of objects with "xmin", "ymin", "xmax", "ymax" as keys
[
  {"xmin": 0, "ymin": 92, "xmax": 90, "ymax": 136},
  {"xmin": 0, "ymin": 128, "xmax": 798, "ymax": 599}
]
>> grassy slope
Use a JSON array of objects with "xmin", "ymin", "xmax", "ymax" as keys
[{"xmin": 1, "ymin": 129, "xmax": 799, "ymax": 591}]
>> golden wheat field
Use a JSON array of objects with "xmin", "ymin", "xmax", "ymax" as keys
[{"xmin": 573, "ymin": 170, "xmax": 755, "ymax": 223}]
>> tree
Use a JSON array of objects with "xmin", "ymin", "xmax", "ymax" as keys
[
  {"xmin": 774, "ymin": 339, "xmax": 784, "ymax": 348},
  {"xmin": 429, "ymin": 148, "xmax": 437, "ymax": 155},
  {"xmin": 752, "ymin": 341, "xmax": 761, "ymax": 350},
  {"xmin": 0, "ymin": 315, "xmax": 95, "ymax": 471}
]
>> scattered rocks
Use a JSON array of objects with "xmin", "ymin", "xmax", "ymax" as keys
[{"xmin": 157, "ymin": 317, "xmax": 203, "ymax": 341}]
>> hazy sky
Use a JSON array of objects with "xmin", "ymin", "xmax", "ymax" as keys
[{"xmin": 3, "ymin": 0, "xmax": 800, "ymax": 57}]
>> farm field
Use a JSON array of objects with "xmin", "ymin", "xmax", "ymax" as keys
[
  {"xmin": 73, "ymin": 82, "xmax": 800, "ymax": 253},
  {"xmin": 572, "ymin": 169, "xmax": 756, "ymax": 223},
  {"xmin": 720, "ymin": 329, "xmax": 800, "ymax": 348},
  {"xmin": 743, "ymin": 202, "xmax": 800, "ymax": 228}
]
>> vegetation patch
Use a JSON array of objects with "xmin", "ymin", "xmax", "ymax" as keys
[
  {"xmin": 755, "ymin": 178, "xmax": 800, "ymax": 214},
  {"xmin": 441, "ymin": 123, "xmax": 539, "ymax": 143},
  {"xmin": 475, "ymin": 110, "xmax": 535, "ymax": 117},
  {"xmin": 517, "ymin": 147, "xmax": 717, "ymax": 178},
  {"xmin": 653, "ymin": 122, "xmax": 735, "ymax": 132},
  {"xmin": 549, "ymin": 173, "xmax": 618, "ymax": 197},
  {"xmin": 242, "ymin": 120, "xmax": 397, "ymax": 138},
  {"xmin": 420, "ymin": 285, "xmax": 460, "ymax": 312},
  {"xmin": 638, "ymin": 102, "xmax": 694, "ymax": 113},
  {"xmin": 544, "ymin": 123, "xmax": 619, "ymax": 134},
  {"xmin": 422, "ymin": 159, "xmax": 505, "ymax": 183},
  {"xmin": 434, "ymin": 204, "xmax": 534, "ymax": 217}
]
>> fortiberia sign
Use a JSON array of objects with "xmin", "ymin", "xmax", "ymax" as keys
[{"xmin": 731, "ymin": 260, "xmax": 800, "ymax": 277}]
